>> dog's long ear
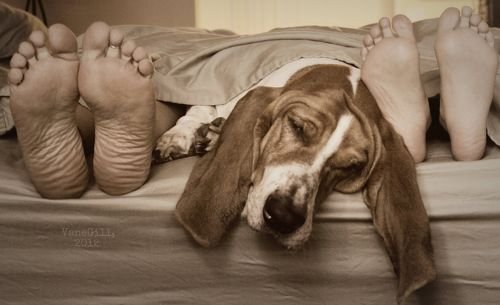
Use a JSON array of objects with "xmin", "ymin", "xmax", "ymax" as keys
[
  {"xmin": 354, "ymin": 82, "xmax": 436, "ymax": 304},
  {"xmin": 175, "ymin": 87, "xmax": 282, "ymax": 247}
]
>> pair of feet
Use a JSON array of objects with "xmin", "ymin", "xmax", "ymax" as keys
[
  {"xmin": 361, "ymin": 6, "xmax": 498, "ymax": 162},
  {"xmin": 9, "ymin": 22, "xmax": 157, "ymax": 198}
]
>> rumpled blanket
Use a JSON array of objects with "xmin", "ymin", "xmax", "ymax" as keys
[{"xmin": 1, "ymin": 19, "xmax": 500, "ymax": 143}]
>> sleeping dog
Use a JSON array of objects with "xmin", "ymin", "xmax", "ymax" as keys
[{"xmin": 155, "ymin": 61, "xmax": 435, "ymax": 304}]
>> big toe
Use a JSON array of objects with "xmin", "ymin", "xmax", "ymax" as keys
[
  {"xmin": 392, "ymin": 15, "xmax": 415, "ymax": 40},
  {"xmin": 82, "ymin": 21, "xmax": 111, "ymax": 59},
  {"xmin": 438, "ymin": 7, "xmax": 461, "ymax": 34},
  {"xmin": 47, "ymin": 24, "xmax": 78, "ymax": 60}
]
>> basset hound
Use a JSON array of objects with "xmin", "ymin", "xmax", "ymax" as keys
[{"xmin": 154, "ymin": 60, "xmax": 436, "ymax": 304}]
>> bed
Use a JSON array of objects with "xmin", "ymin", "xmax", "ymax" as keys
[{"xmin": 1, "ymin": 5, "xmax": 500, "ymax": 305}]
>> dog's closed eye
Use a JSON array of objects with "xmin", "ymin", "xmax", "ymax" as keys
[
  {"xmin": 288, "ymin": 116, "xmax": 304, "ymax": 135},
  {"xmin": 287, "ymin": 114, "xmax": 316, "ymax": 143}
]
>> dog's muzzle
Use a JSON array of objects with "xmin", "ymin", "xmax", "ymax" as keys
[{"xmin": 263, "ymin": 192, "xmax": 307, "ymax": 234}]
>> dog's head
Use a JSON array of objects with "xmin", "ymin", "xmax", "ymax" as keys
[
  {"xmin": 245, "ymin": 87, "xmax": 371, "ymax": 248},
  {"xmin": 176, "ymin": 65, "xmax": 435, "ymax": 303}
]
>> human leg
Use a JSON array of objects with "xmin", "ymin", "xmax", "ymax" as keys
[
  {"xmin": 9, "ymin": 24, "xmax": 89, "ymax": 198},
  {"xmin": 435, "ymin": 6, "xmax": 498, "ymax": 161},
  {"xmin": 78, "ymin": 22, "xmax": 187, "ymax": 195},
  {"xmin": 361, "ymin": 15, "xmax": 430, "ymax": 163}
]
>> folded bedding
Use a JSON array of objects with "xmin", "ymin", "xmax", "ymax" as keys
[{"xmin": 2, "ymin": 19, "xmax": 500, "ymax": 143}]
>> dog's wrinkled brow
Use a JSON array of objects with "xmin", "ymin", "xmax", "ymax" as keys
[{"xmin": 310, "ymin": 114, "xmax": 354, "ymax": 170}]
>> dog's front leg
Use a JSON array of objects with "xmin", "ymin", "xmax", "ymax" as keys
[{"xmin": 154, "ymin": 105, "xmax": 224, "ymax": 163}]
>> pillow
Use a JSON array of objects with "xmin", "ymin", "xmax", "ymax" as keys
[{"xmin": 0, "ymin": 3, "xmax": 47, "ymax": 59}]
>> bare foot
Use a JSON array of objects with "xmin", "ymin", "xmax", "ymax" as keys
[
  {"xmin": 78, "ymin": 22, "xmax": 155, "ymax": 195},
  {"xmin": 361, "ymin": 15, "xmax": 430, "ymax": 163},
  {"xmin": 9, "ymin": 24, "xmax": 89, "ymax": 198},
  {"xmin": 435, "ymin": 6, "xmax": 498, "ymax": 161}
]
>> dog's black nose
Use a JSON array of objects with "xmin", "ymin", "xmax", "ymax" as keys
[{"xmin": 263, "ymin": 193, "xmax": 306, "ymax": 234}]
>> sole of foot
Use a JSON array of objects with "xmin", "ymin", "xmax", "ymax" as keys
[
  {"xmin": 361, "ymin": 15, "xmax": 430, "ymax": 163},
  {"xmin": 435, "ymin": 6, "xmax": 498, "ymax": 161},
  {"xmin": 9, "ymin": 24, "xmax": 89, "ymax": 198},
  {"xmin": 78, "ymin": 22, "xmax": 156, "ymax": 195}
]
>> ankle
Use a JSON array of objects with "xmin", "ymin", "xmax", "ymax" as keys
[
  {"xmin": 407, "ymin": 142, "xmax": 427, "ymax": 163},
  {"xmin": 395, "ymin": 126, "xmax": 428, "ymax": 163},
  {"xmin": 450, "ymin": 133, "xmax": 486, "ymax": 161}
]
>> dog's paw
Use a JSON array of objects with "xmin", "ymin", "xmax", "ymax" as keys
[
  {"xmin": 194, "ymin": 117, "xmax": 226, "ymax": 154},
  {"xmin": 153, "ymin": 125, "xmax": 196, "ymax": 163}
]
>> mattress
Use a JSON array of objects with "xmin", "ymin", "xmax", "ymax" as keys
[{"xmin": 1, "ymin": 130, "xmax": 500, "ymax": 305}]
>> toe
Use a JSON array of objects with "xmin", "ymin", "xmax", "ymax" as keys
[
  {"xmin": 370, "ymin": 24, "xmax": 383, "ymax": 44},
  {"xmin": 392, "ymin": 14, "xmax": 415, "ymax": 41},
  {"xmin": 132, "ymin": 47, "xmax": 147, "ymax": 62},
  {"xmin": 82, "ymin": 21, "xmax": 111, "ymax": 60},
  {"xmin": 138, "ymin": 59, "xmax": 154, "ymax": 78},
  {"xmin": 460, "ymin": 6, "xmax": 473, "ymax": 28},
  {"xmin": 29, "ymin": 30, "xmax": 50, "ymax": 60},
  {"xmin": 47, "ymin": 24, "xmax": 79, "ymax": 60},
  {"xmin": 361, "ymin": 34, "xmax": 374, "ymax": 62},
  {"xmin": 478, "ymin": 21, "xmax": 489, "ymax": 34},
  {"xmin": 121, "ymin": 40, "xmax": 136, "ymax": 60},
  {"xmin": 479, "ymin": 21, "xmax": 490, "ymax": 40},
  {"xmin": 438, "ymin": 7, "xmax": 460, "ymax": 34},
  {"xmin": 18, "ymin": 41, "xmax": 36, "ymax": 65},
  {"xmin": 106, "ymin": 28, "xmax": 124, "ymax": 58},
  {"xmin": 379, "ymin": 17, "xmax": 393, "ymax": 38},
  {"xmin": 10, "ymin": 53, "xmax": 27, "ymax": 69},
  {"xmin": 8, "ymin": 68, "xmax": 23, "ymax": 85},
  {"xmin": 363, "ymin": 34, "xmax": 374, "ymax": 49},
  {"xmin": 470, "ymin": 14, "xmax": 481, "ymax": 32}
]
